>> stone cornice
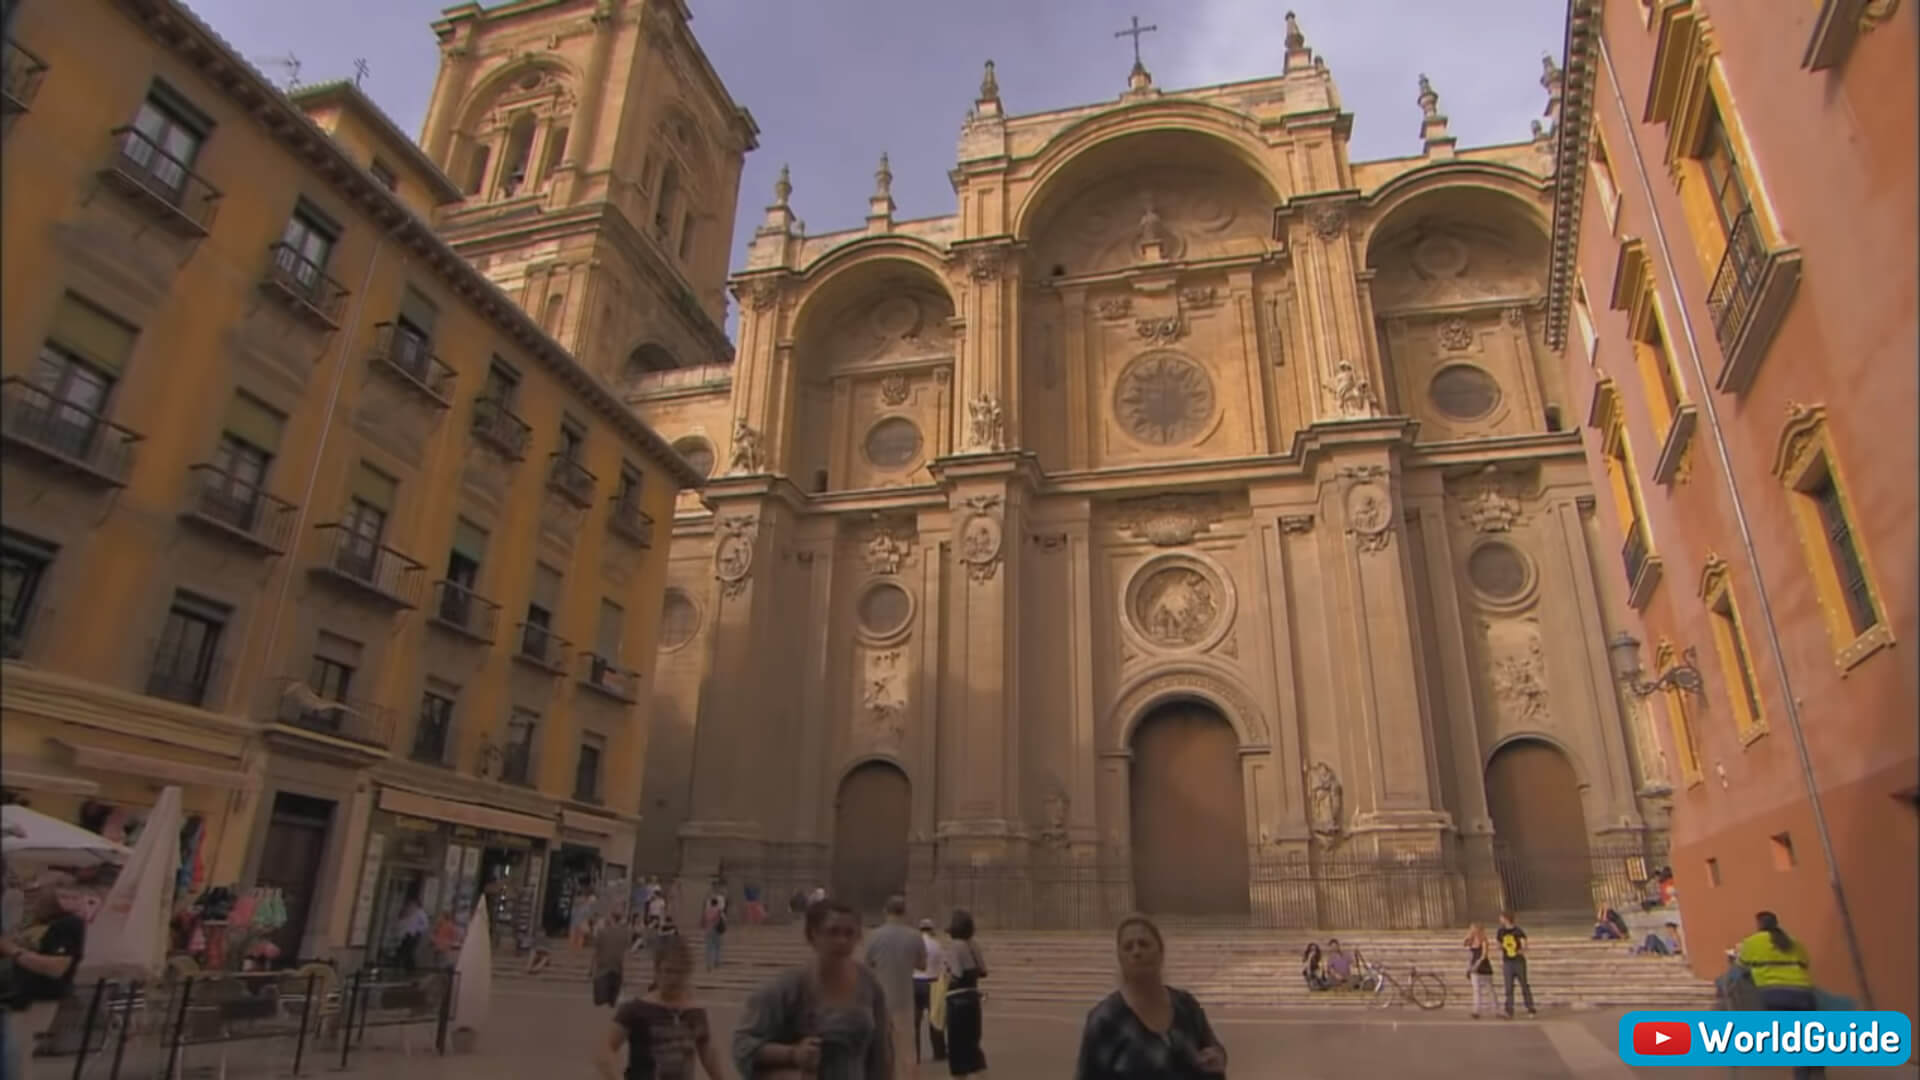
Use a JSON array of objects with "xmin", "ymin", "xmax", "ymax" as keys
[
  {"xmin": 110, "ymin": 0, "xmax": 706, "ymax": 492},
  {"xmin": 1545, "ymin": 0, "xmax": 1603, "ymax": 351},
  {"xmin": 1, "ymin": 663, "xmax": 253, "ymax": 757}
]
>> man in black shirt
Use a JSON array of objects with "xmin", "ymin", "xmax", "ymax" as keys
[
  {"xmin": 2, "ymin": 873, "xmax": 87, "ymax": 1079},
  {"xmin": 1495, "ymin": 911, "xmax": 1537, "ymax": 1018}
]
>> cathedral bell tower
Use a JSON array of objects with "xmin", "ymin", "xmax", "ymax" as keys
[{"xmin": 419, "ymin": 0, "xmax": 758, "ymax": 380}]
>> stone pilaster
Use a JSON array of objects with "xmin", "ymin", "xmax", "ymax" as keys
[
  {"xmin": 554, "ymin": 4, "xmax": 618, "ymax": 204},
  {"xmin": 421, "ymin": 35, "xmax": 478, "ymax": 167},
  {"xmin": 1246, "ymin": 483, "xmax": 1313, "ymax": 846},
  {"xmin": 1280, "ymin": 197, "xmax": 1382, "ymax": 424},
  {"xmin": 1554, "ymin": 495, "xmax": 1648, "ymax": 837}
]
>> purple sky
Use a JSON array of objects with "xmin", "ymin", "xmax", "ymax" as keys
[{"xmin": 185, "ymin": 0, "xmax": 1564, "ymax": 306}]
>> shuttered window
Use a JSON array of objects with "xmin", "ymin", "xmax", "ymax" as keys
[
  {"xmin": 530, "ymin": 563, "xmax": 562, "ymax": 614},
  {"xmin": 450, "ymin": 519, "xmax": 487, "ymax": 562},
  {"xmin": 48, "ymin": 294, "xmax": 139, "ymax": 376},
  {"xmin": 350, "ymin": 462, "xmax": 397, "ymax": 512},
  {"xmin": 398, "ymin": 287, "xmax": 438, "ymax": 336},
  {"xmin": 596, "ymin": 599, "xmax": 624, "ymax": 658},
  {"xmin": 224, "ymin": 394, "xmax": 285, "ymax": 451}
]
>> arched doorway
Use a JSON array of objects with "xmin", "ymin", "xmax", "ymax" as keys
[
  {"xmin": 1129, "ymin": 702, "xmax": 1250, "ymax": 916},
  {"xmin": 1484, "ymin": 739, "xmax": 1593, "ymax": 914},
  {"xmin": 831, "ymin": 761, "xmax": 910, "ymax": 916}
]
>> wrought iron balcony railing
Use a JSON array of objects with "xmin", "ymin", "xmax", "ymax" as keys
[
  {"xmin": 429, "ymin": 579, "xmax": 499, "ymax": 642},
  {"xmin": 514, "ymin": 621, "xmax": 570, "ymax": 672},
  {"xmin": 1706, "ymin": 208, "xmax": 1766, "ymax": 350},
  {"xmin": 579, "ymin": 653, "xmax": 639, "ymax": 702},
  {"xmin": 271, "ymin": 678, "xmax": 394, "ymax": 751},
  {"xmin": 546, "ymin": 453, "xmax": 596, "ymax": 507},
  {"xmin": 260, "ymin": 242, "xmax": 350, "ymax": 329},
  {"xmin": 309, "ymin": 524, "xmax": 425, "ymax": 609},
  {"xmin": 144, "ymin": 636, "xmax": 225, "ymax": 709},
  {"xmin": 0, "ymin": 377, "xmax": 142, "ymax": 486},
  {"xmin": 99, "ymin": 126, "xmax": 222, "ymax": 237},
  {"xmin": 183, "ymin": 464, "xmax": 297, "ymax": 552},
  {"xmin": 607, "ymin": 493, "xmax": 654, "ymax": 548},
  {"xmin": 471, "ymin": 396, "xmax": 530, "ymax": 460},
  {"xmin": 1622, "ymin": 518, "xmax": 1651, "ymax": 590},
  {"xmin": 2, "ymin": 38, "xmax": 49, "ymax": 128},
  {"xmin": 368, "ymin": 323, "xmax": 455, "ymax": 406}
]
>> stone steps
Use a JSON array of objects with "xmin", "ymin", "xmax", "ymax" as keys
[{"xmin": 500, "ymin": 927, "xmax": 1714, "ymax": 1009}]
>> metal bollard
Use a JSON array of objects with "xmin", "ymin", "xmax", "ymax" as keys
[
  {"xmin": 433, "ymin": 968, "xmax": 453, "ymax": 1055},
  {"xmin": 70, "ymin": 978, "xmax": 106, "ymax": 1080},
  {"xmin": 290, "ymin": 971, "xmax": 316, "ymax": 1076},
  {"xmin": 337, "ymin": 969, "xmax": 362, "ymax": 1071}
]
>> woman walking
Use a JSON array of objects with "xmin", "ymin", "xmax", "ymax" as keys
[
  {"xmin": 1462, "ymin": 923, "xmax": 1494, "ymax": 1018},
  {"xmin": 600, "ymin": 934, "xmax": 726, "ymax": 1079},
  {"xmin": 732, "ymin": 898, "xmax": 893, "ymax": 1079},
  {"xmin": 1736, "ymin": 911, "xmax": 1825, "ymax": 1079},
  {"xmin": 1074, "ymin": 914, "xmax": 1227, "ymax": 1078},
  {"xmin": 941, "ymin": 909, "xmax": 989, "ymax": 1076}
]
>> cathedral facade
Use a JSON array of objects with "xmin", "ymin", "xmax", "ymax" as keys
[{"xmin": 425, "ymin": 2, "xmax": 1673, "ymax": 927}]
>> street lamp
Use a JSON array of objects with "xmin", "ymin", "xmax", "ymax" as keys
[{"xmin": 1607, "ymin": 631, "xmax": 1706, "ymax": 698}]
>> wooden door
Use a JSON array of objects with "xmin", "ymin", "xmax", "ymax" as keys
[
  {"xmin": 255, "ymin": 792, "xmax": 334, "ymax": 965},
  {"xmin": 1130, "ymin": 704, "xmax": 1250, "ymax": 916},
  {"xmin": 831, "ymin": 762, "xmax": 910, "ymax": 917},
  {"xmin": 1484, "ymin": 739, "xmax": 1593, "ymax": 913}
]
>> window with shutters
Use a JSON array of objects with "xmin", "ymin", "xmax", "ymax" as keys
[
  {"xmin": 502, "ymin": 709, "xmax": 538, "ymax": 786},
  {"xmin": 122, "ymin": 83, "xmax": 210, "ymax": 200},
  {"xmin": 20, "ymin": 294, "xmax": 139, "ymax": 462},
  {"xmin": 1773, "ymin": 406, "xmax": 1889, "ymax": 671},
  {"xmin": 200, "ymin": 394, "xmax": 282, "ymax": 532},
  {"xmin": 339, "ymin": 462, "xmax": 395, "ymax": 579},
  {"xmin": 147, "ymin": 591, "xmax": 228, "ymax": 707},
  {"xmin": 1699, "ymin": 562, "xmax": 1768, "ymax": 744},
  {"xmin": 521, "ymin": 562, "xmax": 564, "ymax": 664},
  {"xmin": 413, "ymin": 682, "xmax": 456, "ymax": 766},
  {"xmin": 1, "ymin": 530, "xmax": 57, "ymax": 660}
]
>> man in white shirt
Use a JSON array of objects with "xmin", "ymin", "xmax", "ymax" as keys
[
  {"xmin": 864, "ymin": 896, "xmax": 923, "ymax": 1080},
  {"xmin": 913, "ymin": 918, "xmax": 947, "ymax": 1063}
]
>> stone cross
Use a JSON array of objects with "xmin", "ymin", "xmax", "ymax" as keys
[{"xmin": 1113, "ymin": 15, "xmax": 1158, "ymax": 67}]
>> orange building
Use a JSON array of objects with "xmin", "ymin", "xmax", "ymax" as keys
[{"xmin": 1548, "ymin": 0, "xmax": 1916, "ymax": 1014}]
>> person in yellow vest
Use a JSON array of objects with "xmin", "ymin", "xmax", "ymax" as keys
[{"xmin": 1735, "ymin": 911, "xmax": 1823, "ymax": 1080}]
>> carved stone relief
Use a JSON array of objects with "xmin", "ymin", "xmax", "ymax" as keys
[
  {"xmin": 1110, "ymin": 669, "xmax": 1266, "ymax": 746},
  {"xmin": 1305, "ymin": 203, "xmax": 1348, "ymax": 241},
  {"xmin": 1134, "ymin": 315, "xmax": 1187, "ymax": 345},
  {"xmin": 1119, "ymin": 493, "xmax": 1224, "ymax": 547},
  {"xmin": 1438, "ymin": 317, "xmax": 1474, "ymax": 351},
  {"xmin": 878, "ymin": 373, "xmax": 911, "ymax": 405},
  {"xmin": 713, "ymin": 514, "xmax": 757, "ymax": 598},
  {"xmin": 1307, "ymin": 762, "xmax": 1344, "ymax": 836},
  {"xmin": 821, "ymin": 291, "xmax": 956, "ymax": 367},
  {"xmin": 860, "ymin": 648, "xmax": 908, "ymax": 748},
  {"xmin": 1094, "ymin": 297, "xmax": 1133, "ymax": 320},
  {"xmin": 1325, "ymin": 360, "xmax": 1382, "ymax": 421},
  {"xmin": 961, "ymin": 393, "xmax": 1005, "ymax": 453},
  {"xmin": 1487, "ymin": 621, "xmax": 1551, "ymax": 725},
  {"xmin": 1341, "ymin": 466, "xmax": 1394, "ymax": 555},
  {"xmin": 1131, "ymin": 565, "xmax": 1221, "ymax": 648},
  {"xmin": 1458, "ymin": 469, "xmax": 1526, "ymax": 533},
  {"xmin": 956, "ymin": 493, "xmax": 1004, "ymax": 583},
  {"xmin": 1114, "ymin": 352, "xmax": 1216, "ymax": 446},
  {"xmin": 726, "ymin": 419, "xmax": 764, "ymax": 475},
  {"xmin": 1369, "ymin": 221, "xmax": 1548, "ymax": 313},
  {"xmin": 1027, "ymin": 166, "xmax": 1272, "ymax": 276},
  {"xmin": 864, "ymin": 520, "xmax": 912, "ymax": 575}
]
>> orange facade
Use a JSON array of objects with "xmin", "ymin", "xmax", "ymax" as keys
[{"xmin": 1550, "ymin": 0, "xmax": 1916, "ymax": 1016}]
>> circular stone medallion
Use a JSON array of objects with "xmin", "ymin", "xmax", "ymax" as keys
[
  {"xmin": 1428, "ymin": 365, "xmax": 1502, "ymax": 421},
  {"xmin": 1467, "ymin": 541, "xmax": 1532, "ymax": 602},
  {"xmin": 672, "ymin": 436, "xmax": 715, "ymax": 478},
  {"xmin": 1129, "ymin": 562, "xmax": 1223, "ymax": 649},
  {"xmin": 1113, "ymin": 352, "xmax": 1216, "ymax": 446},
  {"xmin": 857, "ymin": 581, "xmax": 913, "ymax": 638},
  {"xmin": 658, "ymin": 589, "xmax": 700, "ymax": 650},
  {"xmin": 863, "ymin": 417, "xmax": 923, "ymax": 470}
]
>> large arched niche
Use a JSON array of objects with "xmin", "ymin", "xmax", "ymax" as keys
[
  {"xmin": 453, "ymin": 59, "xmax": 580, "ymax": 199},
  {"xmin": 783, "ymin": 256, "xmax": 958, "ymax": 493},
  {"xmin": 1363, "ymin": 184, "xmax": 1561, "ymax": 437}
]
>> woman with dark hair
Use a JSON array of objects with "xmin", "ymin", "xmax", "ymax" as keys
[
  {"xmin": 941, "ymin": 908, "xmax": 988, "ymax": 1076},
  {"xmin": 732, "ymin": 898, "xmax": 893, "ymax": 1079},
  {"xmin": 1735, "ymin": 911, "xmax": 1824, "ymax": 1079},
  {"xmin": 1301, "ymin": 942, "xmax": 1330, "ymax": 990},
  {"xmin": 600, "ymin": 934, "xmax": 726, "ymax": 1079},
  {"xmin": 1075, "ymin": 914, "xmax": 1226, "ymax": 1079}
]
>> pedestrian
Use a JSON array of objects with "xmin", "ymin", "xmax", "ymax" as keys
[
  {"xmin": 572, "ymin": 885, "xmax": 599, "ymax": 950},
  {"xmin": 701, "ymin": 881, "xmax": 728, "ymax": 972},
  {"xmin": 914, "ymin": 918, "xmax": 947, "ymax": 1064},
  {"xmin": 390, "ymin": 890, "xmax": 428, "ymax": 972},
  {"xmin": 646, "ymin": 882, "xmax": 669, "ymax": 936},
  {"xmin": 1736, "ymin": 911, "xmax": 1825, "ymax": 1080},
  {"xmin": 941, "ymin": 908, "xmax": 988, "ymax": 1076},
  {"xmin": 600, "ymin": 934, "xmax": 726, "ymax": 1079},
  {"xmin": 744, "ymin": 882, "xmax": 766, "ymax": 926},
  {"xmin": 0, "ymin": 872, "xmax": 87, "ymax": 1080},
  {"xmin": 1073, "ymin": 913, "xmax": 1228, "ymax": 1078},
  {"xmin": 1462, "ymin": 923, "xmax": 1494, "ymax": 1018},
  {"xmin": 864, "ymin": 896, "xmax": 922, "ymax": 1080},
  {"xmin": 733, "ymin": 897, "xmax": 893, "ymax": 1078},
  {"xmin": 1496, "ymin": 911, "xmax": 1537, "ymax": 1019},
  {"xmin": 592, "ymin": 904, "xmax": 634, "ymax": 1008}
]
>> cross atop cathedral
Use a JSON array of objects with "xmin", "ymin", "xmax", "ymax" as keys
[{"xmin": 1113, "ymin": 15, "xmax": 1158, "ymax": 67}]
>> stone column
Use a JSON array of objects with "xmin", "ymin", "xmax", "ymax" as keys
[
  {"xmin": 554, "ymin": 6, "xmax": 618, "ymax": 205},
  {"xmin": 952, "ymin": 244, "xmax": 1014, "ymax": 449},
  {"xmin": 1553, "ymin": 494, "xmax": 1647, "ymax": 838},
  {"xmin": 1245, "ymin": 485, "xmax": 1312, "ymax": 848},
  {"xmin": 1286, "ymin": 201, "xmax": 1382, "ymax": 422},
  {"xmin": 421, "ymin": 38, "xmax": 478, "ymax": 167}
]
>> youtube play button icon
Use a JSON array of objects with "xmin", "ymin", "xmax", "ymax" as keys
[{"xmin": 1634, "ymin": 1021, "xmax": 1693, "ymax": 1055}]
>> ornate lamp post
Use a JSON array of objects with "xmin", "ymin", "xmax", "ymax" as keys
[{"xmin": 1606, "ymin": 631, "xmax": 1705, "ymax": 698}]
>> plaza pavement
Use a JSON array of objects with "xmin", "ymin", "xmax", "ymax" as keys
[{"xmin": 315, "ymin": 983, "xmax": 1916, "ymax": 1080}]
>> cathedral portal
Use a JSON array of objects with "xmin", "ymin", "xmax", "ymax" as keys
[
  {"xmin": 1485, "ymin": 739, "xmax": 1594, "ymax": 914},
  {"xmin": 1130, "ymin": 703, "xmax": 1250, "ymax": 917},
  {"xmin": 831, "ymin": 760, "xmax": 911, "ymax": 915}
]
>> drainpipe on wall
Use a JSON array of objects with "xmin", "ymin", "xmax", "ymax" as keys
[{"xmin": 1595, "ymin": 36, "xmax": 1874, "ymax": 1008}]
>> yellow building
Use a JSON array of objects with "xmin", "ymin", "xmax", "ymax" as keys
[{"xmin": 1, "ymin": 0, "xmax": 698, "ymax": 963}]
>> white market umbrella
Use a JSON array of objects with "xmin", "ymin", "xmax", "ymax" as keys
[
  {"xmin": 79, "ymin": 786, "xmax": 182, "ymax": 980},
  {"xmin": 1, "ymin": 804, "xmax": 131, "ymax": 871},
  {"xmin": 451, "ymin": 899, "xmax": 493, "ymax": 1047}
]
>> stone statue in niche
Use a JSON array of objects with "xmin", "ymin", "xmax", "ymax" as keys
[
  {"xmin": 726, "ymin": 419, "xmax": 765, "ymax": 475},
  {"xmin": 1307, "ymin": 762, "xmax": 1344, "ymax": 836},
  {"xmin": 963, "ymin": 392, "xmax": 1005, "ymax": 452},
  {"xmin": 865, "ymin": 522, "xmax": 910, "ymax": 575},
  {"xmin": 1136, "ymin": 198, "xmax": 1170, "ymax": 257},
  {"xmin": 1039, "ymin": 788, "xmax": 1070, "ymax": 847},
  {"xmin": 1327, "ymin": 361, "xmax": 1381, "ymax": 420}
]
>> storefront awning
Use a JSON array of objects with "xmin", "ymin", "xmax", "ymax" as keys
[
  {"xmin": 378, "ymin": 787, "xmax": 556, "ymax": 841},
  {"xmin": 56, "ymin": 742, "xmax": 252, "ymax": 791},
  {"xmin": 0, "ymin": 760, "xmax": 100, "ymax": 796}
]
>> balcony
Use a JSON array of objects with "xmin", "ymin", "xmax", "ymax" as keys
[
  {"xmin": 259, "ymin": 242, "xmax": 350, "ymax": 330},
  {"xmin": 546, "ymin": 453, "xmax": 596, "ymax": 508},
  {"xmin": 471, "ymin": 396, "xmax": 530, "ymax": 460},
  {"xmin": 269, "ymin": 678, "xmax": 394, "ymax": 753},
  {"xmin": 308, "ymin": 524, "xmax": 425, "ymax": 609},
  {"xmin": 143, "ymin": 638, "xmax": 224, "ymax": 709},
  {"xmin": 2, "ymin": 38, "xmax": 48, "ymax": 132},
  {"xmin": 1621, "ymin": 519, "xmax": 1663, "ymax": 612},
  {"xmin": 0, "ymin": 378, "xmax": 142, "ymax": 487},
  {"xmin": 367, "ymin": 323, "xmax": 455, "ymax": 407},
  {"xmin": 579, "ymin": 653, "xmax": 639, "ymax": 704},
  {"xmin": 428, "ymin": 579, "xmax": 499, "ymax": 643},
  {"xmin": 97, "ymin": 126, "xmax": 222, "ymax": 238},
  {"xmin": 1705, "ymin": 208, "xmax": 1803, "ymax": 395},
  {"xmin": 513, "ymin": 621, "xmax": 570, "ymax": 675},
  {"xmin": 181, "ymin": 464, "xmax": 297, "ymax": 553},
  {"xmin": 607, "ymin": 493, "xmax": 654, "ymax": 549}
]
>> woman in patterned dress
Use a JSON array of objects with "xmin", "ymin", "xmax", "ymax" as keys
[
  {"xmin": 600, "ymin": 933, "xmax": 726, "ymax": 1080},
  {"xmin": 1074, "ymin": 914, "xmax": 1227, "ymax": 1079}
]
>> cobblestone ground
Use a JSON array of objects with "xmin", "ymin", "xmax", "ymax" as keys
[{"xmin": 50, "ymin": 985, "xmax": 1917, "ymax": 1079}]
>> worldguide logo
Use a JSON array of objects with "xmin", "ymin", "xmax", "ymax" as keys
[{"xmin": 1617, "ymin": 1010, "xmax": 1913, "ymax": 1068}]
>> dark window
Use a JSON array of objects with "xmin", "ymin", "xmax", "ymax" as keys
[
  {"xmin": 1697, "ymin": 105, "xmax": 1752, "ymax": 243},
  {"xmin": 413, "ymin": 691, "xmax": 454, "ymax": 765},
  {"xmin": 29, "ymin": 345, "xmax": 115, "ymax": 459},
  {"xmin": 341, "ymin": 495, "xmax": 387, "ymax": 574},
  {"xmin": 678, "ymin": 211, "xmax": 695, "ymax": 260},
  {"xmin": 206, "ymin": 433, "xmax": 270, "ymax": 527},
  {"xmin": 278, "ymin": 206, "xmax": 337, "ymax": 288},
  {"xmin": 149, "ymin": 592, "xmax": 227, "ymax": 707},
  {"xmin": 1, "ymin": 531, "xmax": 56, "ymax": 659},
  {"xmin": 616, "ymin": 466, "xmax": 642, "ymax": 506},
  {"xmin": 502, "ymin": 711, "xmax": 536, "ymax": 785},
  {"xmin": 310, "ymin": 654, "xmax": 353, "ymax": 702},
  {"xmin": 574, "ymin": 737, "xmax": 603, "ymax": 802},
  {"xmin": 558, "ymin": 422, "xmax": 584, "ymax": 463},
  {"xmin": 464, "ymin": 143, "xmax": 491, "ymax": 196},
  {"xmin": 1808, "ymin": 469, "xmax": 1878, "ymax": 635},
  {"xmin": 126, "ymin": 88, "xmax": 207, "ymax": 196},
  {"xmin": 654, "ymin": 163, "xmax": 679, "ymax": 238},
  {"xmin": 369, "ymin": 158, "xmax": 398, "ymax": 191},
  {"xmin": 483, "ymin": 362, "xmax": 519, "ymax": 407}
]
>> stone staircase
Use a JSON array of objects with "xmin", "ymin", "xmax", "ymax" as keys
[{"xmin": 498, "ymin": 924, "xmax": 1715, "ymax": 1010}]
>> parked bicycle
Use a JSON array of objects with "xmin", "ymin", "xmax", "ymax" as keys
[{"xmin": 1371, "ymin": 964, "xmax": 1449, "ymax": 1011}]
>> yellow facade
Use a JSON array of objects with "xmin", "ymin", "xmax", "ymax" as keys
[{"xmin": 2, "ymin": 0, "xmax": 698, "ymax": 961}]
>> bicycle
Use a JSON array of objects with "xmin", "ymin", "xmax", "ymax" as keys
[{"xmin": 1368, "ymin": 964, "xmax": 1449, "ymax": 1011}]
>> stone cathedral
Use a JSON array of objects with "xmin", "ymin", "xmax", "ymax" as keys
[{"xmin": 423, "ymin": 2, "xmax": 1673, "ymax": 927}]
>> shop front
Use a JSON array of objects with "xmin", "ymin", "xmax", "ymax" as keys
[{"xmin": 538, "ymin": 808, "xmax": 639, "ymax": 936}]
